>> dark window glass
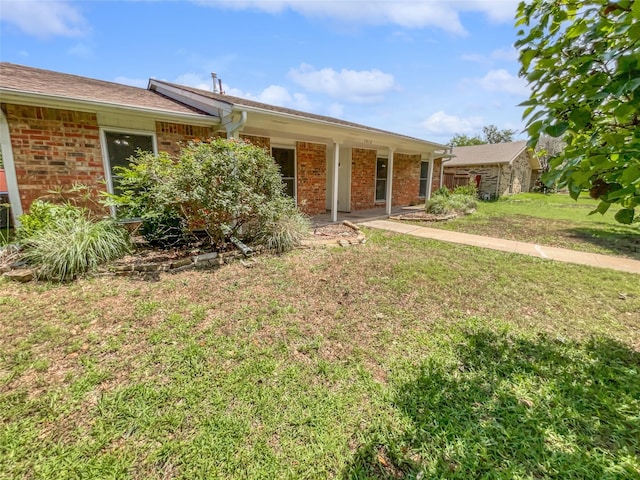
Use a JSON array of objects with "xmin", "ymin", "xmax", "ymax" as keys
[
  {"xmin": 419, "ymin": 161, "xmax": 429, "ymax": 197},
  {"xmin": 376, "ymin": 158, "xmax": 388, "ymax": 201},
  {"xmin": 272, "ymin": 147, "xmax": 296, "ymax": 197},
  {"xmin": 105, "ymin": 132, "xmax": 154, "ymax": 194}
]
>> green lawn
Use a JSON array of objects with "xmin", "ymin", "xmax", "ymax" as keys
[
  {"xmin": 1, "ymin": 231, "xmax": 639, "ymax": 479},
  {"xmin": 422, "ymin": 193, "xmax": 639, "ymax": 259}
]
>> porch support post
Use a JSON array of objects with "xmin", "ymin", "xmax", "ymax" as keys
[
  {"xmin": 426, "ymin": 152, "xmax": 435, "ymax": 200},
  {"xmin": 0, "ymin": 109, "xmax": 23, "ymax": 225},
  {"xmin": 386, "ymin": 148, "xmax": 395, "ymax": 216},
  {"xmin": 331, "ymin": 141, "xmax": 339, "ymax": 223}
]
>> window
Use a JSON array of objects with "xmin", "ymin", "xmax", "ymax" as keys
[
  {"xmin": 103, "ymin": 130, "xmax": 155, "ymax": 194},
  {"xmin": 272, "ymin": 147, "xmax": 296, "ymax": 198},
  {"xmin": 375, "ymin": 157, "xmax": 388, "ymax": 202},
  {"xmin": 419, "ymin": 161, "xmax": 429, "ymax": 197}
]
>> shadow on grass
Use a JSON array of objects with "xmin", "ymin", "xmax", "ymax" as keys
[
  {"xmin": 343, "ymin": 330, "xmax": 640, "ymax": 479},
  {"xmin": 569, "ymin": 226, "xmax": 640, "ymax": 260}
]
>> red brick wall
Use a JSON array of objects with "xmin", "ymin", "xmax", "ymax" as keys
[
  {"xmin": 296, "ymin": 142, "xmax": 326, "ymax": 215},
  {"xmin": 3, "ymin": 103, "xmax": 104, "ymax": 213},
  {"xmin": 240, "ymin": 134, "xmax": 271, "ymax": 151},
  {"xmin": 350, "ymin": 148, "xmax": 377, "ymax": 210},
  {"xmin": 392, "ymin": 153, "xmax": 421, "ymax": 206},
  {"xmin": 156, "ymin": 121, "xmax": 215, "ymax": 156}
]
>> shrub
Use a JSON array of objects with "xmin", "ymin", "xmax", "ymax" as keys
[
  {"xmin": 21, "ymin": 214, "xmax": 131, "ymax": 281},
  {"xmin": 17, "ymin": 200, "xmax": 84, "ymax": 240},
  {"xmin": 107, "ymin": 138, "xmax": 309, "ymax": 251},
  {"xmin": 433, "ymin": 186, "xmax": 450, "ymax": 198},
  {"xmin": 453, "ymin": 184, "xmax": 478, "ymax": 197},
  {"xmin": 426, "ymin": 193, "xmax": 477, "ymax": 215},
  {"xmin": 254, "ymin": 198, "xmax": 310, "ymax": 253}
]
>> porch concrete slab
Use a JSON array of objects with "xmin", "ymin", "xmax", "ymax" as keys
[{"xmin": 361, "ymin": 219, "xmax": 640, "ymax": 274}]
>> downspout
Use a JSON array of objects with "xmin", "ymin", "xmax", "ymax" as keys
[
  {"xmin": 439, "ymin": 144, "xmax": 454, "ymax": 190},
  {"xmin": 496, "ymin": 164, "xmax": 502, "ymax": 199},
  {"xmin": 223, "ymin": 110, "xmax": 247, "ymax": 139}
]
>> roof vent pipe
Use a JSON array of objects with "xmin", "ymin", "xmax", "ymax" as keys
[{"xmin": 211, "ymin": 73, "xmax": 219, "ymax": 93}]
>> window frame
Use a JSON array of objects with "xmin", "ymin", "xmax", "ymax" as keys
[
  {"xmin": 271, "ymin": 145, "xmax": 297, "ymax": 202},
  {"xmin": 419, "ymin": 160, "xmax": 429, "ymax": 198},
  {"xmin": 100, "ymin": 127, "xmax": 157, "ymax": 196},
  {"xmin": 375, "ymin": 156, "xmax": 388, "ymax": 203}
]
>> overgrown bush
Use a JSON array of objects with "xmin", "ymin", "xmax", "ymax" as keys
[
  {"xmin": 21, "ymin": 211, "xmax": 131, "ymax": 281},
  {"xmin": 17, "ymin": 200, "xmax": 84, "ymax": 240},
  {"xmin": 453, "ymin": 184, "xmax": 478, "ymax": 197},
  {"xmin": 426, "ymin": 189, "xmax": 477, "ymax": 215},
  {"xmin": 107, "ymin": 138, "xmax": 309, "ymax": 252}
]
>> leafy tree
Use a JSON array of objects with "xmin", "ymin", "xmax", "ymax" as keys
[
  {"xmin": 450, "ymin": 125, "xmax": 516, "ymax": 146},
  {"xmin": 482, "ymin": 124, "xmax": 516, "ymax": 144},
  {"xmin": 516, "ymin": 0, "xmax": 640, "ymax": 224},
  {"xmin": 450, "ymin": 133, "xmax": 485, "ymax": 146},
  {"xmin": 535, "ymin": 134, "xmax": 566, "ymax": 172}
]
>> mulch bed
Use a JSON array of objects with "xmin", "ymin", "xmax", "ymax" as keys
[{"xmin": 390, "ymin": 211, "xmax": 458, "ymax": 222}]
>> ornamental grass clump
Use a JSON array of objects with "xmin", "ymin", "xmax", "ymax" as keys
[
  {"xmin": 255, "ymin": 197, "xmax": 310, "ymax": 253},
  {"xmin": 426, "ymin": 187, "xmax": 477, "ymax": 215},
  {"xmin": 20, "ymin": 211, "xmax": 131, "ymax": 282}
]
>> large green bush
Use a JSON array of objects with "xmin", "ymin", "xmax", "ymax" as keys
[
  {"xmin": 17, "ymin": 200, "xmax": 84, "ymax": 240},
  {"xmin": 107, "ymin": 138, "xmax": 309, "ymax": 252},
  {"xmin": 426, "ymin": 189, "xmax": 477, "ymax": 216}
]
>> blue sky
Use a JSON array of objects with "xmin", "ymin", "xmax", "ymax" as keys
[{"xmin": 0, "ymin": 0, "xmax": 529, "ymax": 144}]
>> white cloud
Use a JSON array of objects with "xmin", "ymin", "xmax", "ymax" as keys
[
  {"xmin": 289, "ymin": 64, "xmax": 395, "ymax": 103},
  {"xmin": 0, "ymin": 0, "xmax": 87, "ymax": 38},
  {"xmin": 421, "ymin": 111, "xmax": 484, "ymax": 136},
  {"xmin": 461, "ymin": 47, "xmax": 519, "ymax": 65},
  {"xmin": 475, "ymin": 69, "xmax": 529, "ymax": 96},
  {"xmin": 226, "ymin": 84, "xmax": 312, "ymax": 111},
  {"xmin": 173, "ymin": 73, "xmax": 212, "ymax": 91},
  {"xmin": 327, "ymin": 103, "xmax": 345, "ymax": 118},
  {"xmin": 193, "ymin": 0, "xmax": 519, "ymax": 35},
  {"xmin": 114, "ymin": 76, "xmax": 148, "ymax": 89}
]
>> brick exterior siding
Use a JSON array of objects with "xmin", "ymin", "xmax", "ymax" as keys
[
  {"xmin": 392, "ymin": 153, "xmax": 421, "ymax": 206},
  {"xmin": 3, "ymin": 103, "xmax": 219, "ymax": 213},
  {"xmin": 295, "ymin": 142, "xmax": 326, "ymax": 215},
  {"xmin": 240, "ymin": 134, "xmax": 271, "ymax": 151},
  {"xmin": 431, "ymin": 158, "xmax": 443, "ymax": 193},
  {"xmin": 350, "ymin": 148, "xmax": 377, "ymax": 210},
  {"xmin": 156, "ymin": 121, "xmax": 215, "ymax": 156},
  {"xmin": 2, "ymin": 103, "xmax": 105, "ymax": 212}
]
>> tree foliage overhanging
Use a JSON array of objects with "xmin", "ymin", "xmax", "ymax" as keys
[
  {"xmin": 450, "ymin": 125, "xmax": 516, "ymax": 146},
  {"xmin": 516, "ymin": 0, "xmax": 640, "ymax": 224}
]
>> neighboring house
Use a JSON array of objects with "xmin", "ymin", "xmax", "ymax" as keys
[
  {"xmin": 443, "ymin": 141, "xmax": 541, "ymax": 198},
  {"xmin": 0, "ymin": 63, "xmax": 449, "ymax": 225}
]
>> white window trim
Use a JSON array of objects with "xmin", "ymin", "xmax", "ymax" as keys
[
  {"xmin": 271, "ymin": 144, "xmax": 297, "ymax": 203},
  {"xmin": 374, "ymin": 156, "xmax": 388, "ymax": 203},
  {"xmin": 99, "ymin": 127, "xmax": 158, "ymax": 196}
]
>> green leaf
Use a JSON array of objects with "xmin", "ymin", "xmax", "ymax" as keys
[
  {"xmin": 589, "ymin": 200, "xmax": 611, "ymax": 216},
  {"xmin": 545, "ymin": 123, "xmax": 569, "ymax": 137},
  {"xmin": 614, "ymin": 208, "xmax": 635, "ymax": 224}
]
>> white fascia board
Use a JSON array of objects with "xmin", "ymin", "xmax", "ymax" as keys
[
  {"xmin": 148, "ymin": 80, "xmax": 232, "ymax": 118},
  {"xmin": 239, "ymin": 105, "xmax": 446, "ymax": 153},
  {"xmin": 0, "ymin": 88, "xmax": 219, "ymax": 127}
]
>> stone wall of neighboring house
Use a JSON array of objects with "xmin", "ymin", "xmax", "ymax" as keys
[
  {"xmin": 2, "ymin": 103, "xmax": 105, "ymax": 213},
  {"xmin": 156, "ymin": 122, "xmax": 215, "ymax": 156},
  {"xmin": 447, "ymin": 165, "xmax": 501, "ymax": 198},
  {"xmin": 296, "ymin": 141, "xmax": 326, "ymax": 215},
  {"xmin": 431, "ymin": 158, "xmax": 443, "ymax": 193},
  {"xmin": 392, "ymin": 153, "xmax": 421, "ymax": 206},
  {"xmin": 508, "ymin": 150, "xmax": 532, "ymax": 194},
  {"xmin": 350, "ymin": 148, "xmax": 377, "ymax": 210},
  {"xmin": 2, "ymin": 103, "xmax": 223, "ymax": 214}
]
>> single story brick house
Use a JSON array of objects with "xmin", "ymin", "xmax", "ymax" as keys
[
  {"xmin": 0, "ymin": 63, "xmax": 449, "ymax": 225},
  {"xmin": 443, "ymin": 141, "xmax": 541, "ymax": 198}
]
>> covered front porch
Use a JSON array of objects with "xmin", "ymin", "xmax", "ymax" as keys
[{"xmin": 311, "ymin": 205, "xmax": 423, "ymax": 227}]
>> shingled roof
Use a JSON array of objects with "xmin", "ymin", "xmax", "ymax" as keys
[
  {"xmin": 447, "ymin": 141, "xmax": 530, "ymax": 167},
  {"xmin": 0, "ymin": 63, "xmax": 206, "ymax": 116},
  {"xmin": 150, "ymin": 79, "xmax": 441, "ymax": 146}
]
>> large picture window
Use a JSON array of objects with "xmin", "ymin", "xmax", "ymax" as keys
[
  {"xmin": 103, "ymin": 130, "xmax": 155, "ymax": 194},
  {"xmin": 375, "ymin": 157, "xmax": 388, "ymax": 202},
  {"xmin": 419, "ymin": 161, "xmax": 429, "ymax": 198},
  {"xmin": 272, "ymin": 147, "xmax": 296, "ymax": 198}
]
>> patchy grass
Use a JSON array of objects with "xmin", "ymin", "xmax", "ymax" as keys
[
  {"xmin": 422, "ymin": 193, "xmax": 639, "ymax": 259},
  {"xmin": 1, "ymin": 230, "xmax": 639, "ymax": 479}
]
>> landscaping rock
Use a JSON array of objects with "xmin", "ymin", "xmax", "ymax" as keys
[
  {"xmin": 194, "ymin": 252, "xmax": 218, "ymax": 264},
  {"xmin": 3, "ymin": 269, "xmax": 34, "ymax": 283}
]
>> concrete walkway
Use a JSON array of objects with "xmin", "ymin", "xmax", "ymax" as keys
[{"xmin": 361, "ymin": 219, "xmax": 640, "ymax": 275}]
